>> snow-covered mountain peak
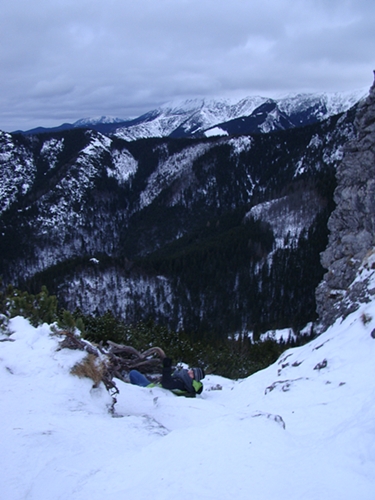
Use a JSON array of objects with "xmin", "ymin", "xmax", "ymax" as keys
[
  {"xmin": 157, "ymin": 97, "xmax": 206, "ymax": 113},
  {"xmin": 157, "ymin": 95, "xmax": 269, "ymax": 121},
  {"xmin": 113, "ymin": 95, "xmax": 272, "ymax": 139},
  {"xmin": 112, "ymin": 89, "xmax": 366, "ymax": 141},
  {"xmin": 277, "ymin": 88, "xmax": 368, "ymax": 118},
  {"xmin": 73, "ymin": 116, "xmax": 126, "ymax": 127}
]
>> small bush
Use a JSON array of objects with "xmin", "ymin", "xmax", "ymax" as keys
[
  {"xmin": 56, "ymin": 309, "xmax": 85, "ymax": 334},
  {"xmin": 5, "ymin": 285, "xmax": 58, "ymax": 326}
]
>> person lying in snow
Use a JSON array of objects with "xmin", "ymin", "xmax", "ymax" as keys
[{"xmin": 129, "ymin": 357, "xmax": 205, "ymax": 397}]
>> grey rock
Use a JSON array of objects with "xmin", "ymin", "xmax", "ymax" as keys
[{"xmin": 316, "ymin": 73, "xmax": 375, "ymax": 331}]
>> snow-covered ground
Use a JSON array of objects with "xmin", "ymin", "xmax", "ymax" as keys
[{"xmin": 1, "ymin": 295, "xmax": 375, "ymax": 499}]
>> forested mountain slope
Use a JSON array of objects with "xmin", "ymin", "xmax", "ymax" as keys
[{"xmin": 0, "ymin": 106, "xmax": 357, "ymax": 337}]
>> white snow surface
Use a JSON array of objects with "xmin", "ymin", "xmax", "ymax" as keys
[
  {"xmin": 2, "ymin": 280, "xmax": 375, "ymax": 498},
  {"xmin": 204, "ymin": 126, "xmax": 228, "ymax": 137},
  {"xmin": 108, "ymin": 148, "xmax": 138, "ymax": 184}
]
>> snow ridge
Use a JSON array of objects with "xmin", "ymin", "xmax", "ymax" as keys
[
  {"xmin": 112, "ymin": 89, "xmax": 367, "ymax": 141},
  {"xmin": 74, "ymin": 116, "xmax": 126, "ymax": 127}
]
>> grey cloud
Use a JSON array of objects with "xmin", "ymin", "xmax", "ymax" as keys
[{"xmin": 0, "ymin": 0, "xmax": 374, "ymax": 131}]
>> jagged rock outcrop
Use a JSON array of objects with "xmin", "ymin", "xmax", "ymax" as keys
[{"xmin": 316, "ymin": 74, "xmax": 375, "ymax": 331}]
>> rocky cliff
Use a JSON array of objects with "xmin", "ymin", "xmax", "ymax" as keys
[{"xmin": 316, "ymin": 74, "xmax": 375, "ymax": 331}]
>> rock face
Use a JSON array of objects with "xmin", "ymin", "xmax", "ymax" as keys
[{"xmin": 316, "ymin": 74, "xmax": 375, "ymax": 331}]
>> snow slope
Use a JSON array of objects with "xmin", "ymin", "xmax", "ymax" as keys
[{"xmin": 1, "ymin": 253, "xmax": 375, "ymax": 499}]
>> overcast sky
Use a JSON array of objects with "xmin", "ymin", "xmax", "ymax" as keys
[{"xmin": 1, "ymin": 0, "xmax": 374, "ymax": 131}]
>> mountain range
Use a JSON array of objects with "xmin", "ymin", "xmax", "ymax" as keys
[
  {"xmin": 0, "ymin": 86, "xmax": 369, "ymax": 339},
  {"xmin": 17, "ymin": 89, "xmax": 367, "ymax": 140}
]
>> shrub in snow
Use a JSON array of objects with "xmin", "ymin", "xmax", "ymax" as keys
[{"xmin": 71, "ymin": 353, "xmax": 106, "ymax": 388}]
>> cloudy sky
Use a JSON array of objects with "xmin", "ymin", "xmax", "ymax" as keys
[{"xmin": 1, "ymin": 0, "xmax": 374, "ymax": 131}]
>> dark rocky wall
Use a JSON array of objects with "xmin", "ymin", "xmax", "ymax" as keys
[{"xmin": 316, "ymin": 74, "xmax": 375, "ymax": 330}]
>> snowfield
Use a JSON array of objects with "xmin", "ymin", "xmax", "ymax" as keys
[{"xmin": 1, "ymin": 296, "xmax": 375, "ymax": 499}]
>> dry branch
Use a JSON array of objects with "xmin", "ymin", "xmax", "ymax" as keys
[{"xmin": 57, "ymin": 332, "xmax": 166, "ymax": 394}]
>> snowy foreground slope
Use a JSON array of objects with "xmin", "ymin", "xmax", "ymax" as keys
[{"xmin": 1, "ymin": 260, "xmax": 375, "ymax": 499}]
